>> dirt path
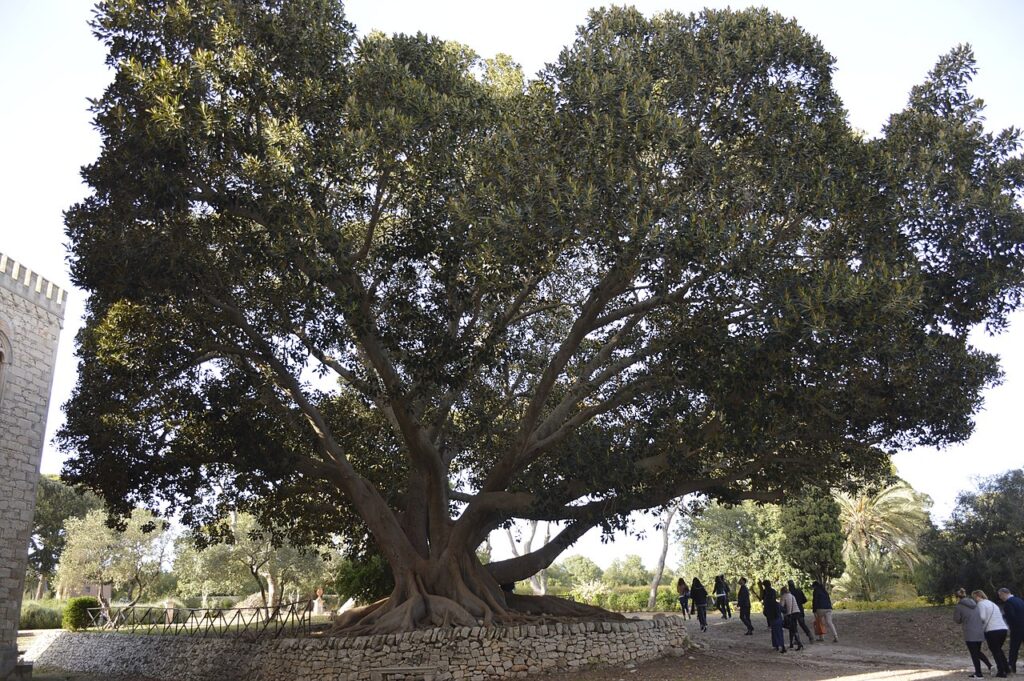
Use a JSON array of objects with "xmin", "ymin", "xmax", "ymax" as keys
[{"xmin": 524, "ymin": 608, "xmax": 976, "ymax": 681}]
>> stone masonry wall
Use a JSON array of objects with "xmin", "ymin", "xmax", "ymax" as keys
[
  {"xmin": 29, "ymin": 617, "xmax": 689, "ymax": 680},
  {"xmin": 0, "ymin": 252, "xmax": 66, "ymax": 680}
]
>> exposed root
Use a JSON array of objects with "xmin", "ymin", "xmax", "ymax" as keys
[
  {"xmin": 330, "ymin": 597, "xmax": 387, "ymax": 630},
  {"xmin": 328, "ymin": 591, "xmax": 626, "ymax": 635}
]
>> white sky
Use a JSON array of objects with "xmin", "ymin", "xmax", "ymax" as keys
[{"xmin": 1, "ymin": 0, "xmax": 1021, "ymax": 570}]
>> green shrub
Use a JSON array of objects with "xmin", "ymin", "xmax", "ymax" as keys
[
  {"xmin": 833, "ymin": 597, "xmax": 932, "ymax": 611},
  {"xmin": 20, "ymin": 600, "xmax": 64, "ymax": 629},
  {"xmin": 63, "ymin": 596, "xmax": 101, "ymax": 631},
  {"xmin": 570, "ymin": 585, "xmax": 687, "ymax": 612}
]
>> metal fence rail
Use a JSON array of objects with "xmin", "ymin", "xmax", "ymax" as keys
[{"xmin": 85, "ymin": 600, "xmax": 315, "ymax": 639}]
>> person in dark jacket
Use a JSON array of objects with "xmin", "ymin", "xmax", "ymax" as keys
[
  {"xmin": 737, "ymin": 577, "xmax": 754, "ymax": 635},
  {"xmin": 713, "ymin": 575, "xmax": 732, "ymax": 619},
  {"xmin": 955, "ymin": 587, "xmax": 993, "ymax": 678},
  {"xmin": 787, "ymin": 579, "xmax": 814, "ymax": 643},
  {"xmin": 998, "ymin": 588, "xmax": 1024, "ymax": 674},
  {"xmin": 762, "ymin": 580, "xmax": 786, "ymax": 653},
  {"xmin": 811, "ymin": 580, "xmax": 838, "ymax": 642},
  {"xmin": 690, "ymin": 577, "xmax": 709, "ymax": 632},
  {"xmin": 757, "ymin": 579, "xmax": 771, "ymax": 628}
]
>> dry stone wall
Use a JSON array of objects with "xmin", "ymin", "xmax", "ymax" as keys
[
  {"xmin": 29, "ymin": 617, "xmax": 689, "ymax": 680},
  {"xmin": 0, "ymin": 252, "xmax": 66, "ymax": 681}
]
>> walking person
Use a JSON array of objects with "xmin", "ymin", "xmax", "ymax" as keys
[
  {"xmin": 690, "ymin": 577, "xmax": 709, "ymax": 632},
  {"xmin": 676, "ymin": 577, "xmax": 691, "ymax": 620},
  {"xmin": 762, "ymin": 580, "xmax": 786, "ymax": 653},
  {"xmin": 954, "ymin": 587, "xmax": 993, "ymax": 678},
  {"xmin": 997, "ymin": 587, "xmax": 1024, "ymax": 674},
  {"xmin": 974, "ymin": 589, "xmax": 1010, "ymax": 677},
  {"xmin": 787, "ymin": 579, "xmax": 813, "ymax": 643},
  {"xmin": 737, "ymin": 577, "xmax": 755, "ymax": 635},
  {"xmin": 757, "ymin": 579, "xmax": 771, "ymax": 629},
  {"xmin": 713, "ymin": 575, "xmax": 732, "ymax": 619},
  {"xmin": 811, "ymin": 580, "xmax": 839, "ymax": 642},
  {"xmin": 780, "ymin": 585, "xmax": 804, "ymax": 650}
]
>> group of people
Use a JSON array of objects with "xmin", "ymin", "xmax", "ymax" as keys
[
  {"xmin": 676, "ymin": 575, "xmax": 839, "ymax": 653},
  {"xmin": 954, "ymin": 587, "xmax": 1024, "ymax": 678}
]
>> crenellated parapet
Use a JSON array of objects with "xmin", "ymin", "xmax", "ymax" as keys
[{"xmin": 0, "ymin": 252, "xmax": 68, "ymax": 319}]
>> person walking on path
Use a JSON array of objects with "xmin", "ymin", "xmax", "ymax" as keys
[
  {"xmin": 690, "ymin": 577, "xmax": 709, "ymax": 632},
  {"xmin": 954, "ymin": 588, "xmax": 994, "ymax": 678},
  {"xmin": 737, "ymin": 577, "xmax": 755, "ymax": 635},
  {"xmin": 998, "ymin": 587, "xmax": 1024, "ymax": 674},
  {"xmin": 762, "ymin": 580, "xmax": 786, "ymax": 653},
  {"xmin": 787, "ymin": 579, "xmax": 814, "ymax": 643},
  {"xmin": 676, "ymin": 578, "xmax": 691, "ymax": 620},
  {"xmin": 974, "ymin": 589, "xmax": 1010, "ymax": 677},
  {"xmin": 713, "ymin": 575, "xmax": 732, "ymax": 619},
  {"xmin": 780, "ymin": 585, "xmax": 804, "ymax": 650},
  {"xmin": 811, "ymin": 580, "xmax": 839, "ymax": 642}
]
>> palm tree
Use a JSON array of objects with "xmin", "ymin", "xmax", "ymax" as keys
[{"xmin": 835, "ymin": 481, "xmax": 931, "ymax": 571}]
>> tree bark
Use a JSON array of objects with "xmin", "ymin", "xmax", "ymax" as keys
[
  {"xmin": 330, "ymin": 540, "xmax": 623, "ymax": 634},
  {"xmin": 35, "ymin": 573, "xmax": 48, "ymax": 600},
  {"xmin": 648, "ymin": 500, "xmax": 683, "ymax": 610}
]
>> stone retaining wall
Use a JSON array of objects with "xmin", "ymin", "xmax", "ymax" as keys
[{"xmin": 29, "ymin": 617, "xmax": 688, "ymax": 680}]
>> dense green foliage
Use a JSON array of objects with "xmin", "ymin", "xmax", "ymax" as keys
[
  {"xmin": 27, "ymin": 476, "xmax": 103, "ymax": 598},
  {"xmin": 333, "ymin": 554, "xmax": 395, "ymax": 605},
  {"xmin": 780, "ymin": 488, "xmax": 845, "ymax": 586},
  {"xmin": 918, "ymin": 469, "xmax": 1024, "ymax": 600},
  {"xmin": 835, "ymin": 481, "xmax": 932, "ymax": 601},
  {"xmin": 678, "ymin": 501, "xmax": 791, "ymax": 585},
  {"xmin": 56, "ymin": 508, "xmax": 170, "ymax": 605},
  {"xmin": 57, "ymin": 0, "xmax": 1024, "ymax": 628},
  {"xmin": 62, "ymin": 596, "xmax": 100, "ymax": 631},
  {"xmin": 175, "ymin": 513, "xmax": 333, "ymax": 607},
  {"xmin": 602, "ymin": 555, "xmax": 651, "ymax": 587}
]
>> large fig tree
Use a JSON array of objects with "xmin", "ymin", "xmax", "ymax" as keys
[{"xmin": 60, "ymin": 1, "xmax": 1024, "ymax": 632}]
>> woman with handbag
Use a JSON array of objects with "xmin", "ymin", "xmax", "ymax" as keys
[{"xmin": 780, "ymin": 585, "xmax": 804, "ymax": 650}]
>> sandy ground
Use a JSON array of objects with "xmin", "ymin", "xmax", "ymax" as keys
[
  {"xmin": 19, "ymin": 606, "xmax": 996, "ymax": 680},
  {"xmin": 524, "ymin": 606, "xmax": 986, "ymax": 681}
]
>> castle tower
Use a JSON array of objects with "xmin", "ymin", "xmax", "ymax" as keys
[{"xmin": 0, "ymin": 252, "xmax": 67, "ymax": 680}]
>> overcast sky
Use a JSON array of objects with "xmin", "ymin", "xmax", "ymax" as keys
[{"xmin": 1, "ymin": 0, "xmax": 1021, "ymax": 569}]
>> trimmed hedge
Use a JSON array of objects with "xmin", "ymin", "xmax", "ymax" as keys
[
  {"xmin": 20, "ymin": 600, "xmax": 64, "ymax": 629},
  {"xmin": 63, "ymin": 596, "xmax": 100, "ymax": 631}
]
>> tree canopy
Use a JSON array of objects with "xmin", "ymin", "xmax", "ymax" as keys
[
  {"xmin": 780, "ymin": 488, "xmax": 845, "ymax": 587},
  {"xmin": 56, "ymin": 508, "xmax": 170, "ymax": 605},
  {"xmin": 919, "ymin": 469, "xmax": 1024, "ymax": 599},
  {"xmin": 28, "ymin": 475, "xmax": 103, "ymax": 598},
  {"xmin": 59, "ymin": 0, "xmax": 1024, "ymax": 632},
  {"xmin": 678, "ymin": 500, "xmax": 791, "ymax": 586}
]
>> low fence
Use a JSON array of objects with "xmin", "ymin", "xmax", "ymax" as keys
[{"xmin": 84, "ymin": 600, "xmax": 318, "ymax": 639}]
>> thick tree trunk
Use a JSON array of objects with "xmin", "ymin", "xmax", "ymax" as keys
[
  {"xmin": 330, "ymin": 546, "xmax": 624, "ymax": 634},
  {"xmin": 264, "ymin": 570, "xmax": 279, "ymax": 608}
]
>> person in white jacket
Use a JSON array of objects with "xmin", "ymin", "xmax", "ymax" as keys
[{"xmin": 974, "ymin": 589, "xmax": 1010, "ymax": 678}]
